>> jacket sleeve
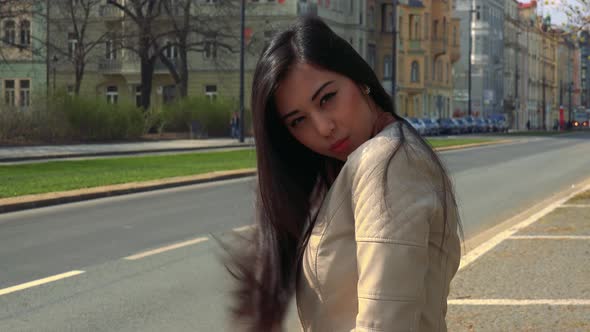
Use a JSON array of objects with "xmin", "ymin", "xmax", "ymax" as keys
[{"xmin": 351, "ymin": 147, "xmax": 439, "ymax": 332}]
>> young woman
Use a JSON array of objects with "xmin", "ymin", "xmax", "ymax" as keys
[{"xmin": 229, "ymin": 16, "xmax": 462, "ymax": 332}]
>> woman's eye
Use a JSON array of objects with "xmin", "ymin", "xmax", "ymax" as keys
[
  {"xmin": 290, "ymin": 117, "xmax": 305, "ymax": 128},
  {"xmin": 320, "ymin": 92, "xmax": 337, "ymax": 106}
]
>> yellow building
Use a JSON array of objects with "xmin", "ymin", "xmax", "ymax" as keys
[{"xmin": 374, "ymin": 0, "xmax": 460, "ymax": 118}]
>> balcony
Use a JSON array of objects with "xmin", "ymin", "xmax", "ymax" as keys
[
  {"xmin": 297, "ymin": 2, "xmax": 318, "ymax": 16},
  {"xmin": 431, "ymin": 38, "xmax": 447, "ymax": 57},
  {"xmin": 450, "ymin": 43, "xmax": 460, "ymax": 62},
  {"xmin": 99, "ymin": 5, "xmax": 124, "ymax": 19},
  {"xmin": 155, "ymin": 58, "xmax": 179, "ymax": 73},
  {"xmin": 98, "ymin": 59, "xmax": 124, "ymax": 74},
  {"xmin": 407, "ymin": 40, "xmax": 425, "ymax": 53}
]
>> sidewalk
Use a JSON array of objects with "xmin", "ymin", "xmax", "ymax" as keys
[
  {"xmin": 447, "ymin": 186, "xmax": 590, "ymax": 331},
  {"xmin": 0, "ymin": 138, "xmax": 255, "ymax": 163}
]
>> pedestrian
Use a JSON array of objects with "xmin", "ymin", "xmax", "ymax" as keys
[
  {"xmin": 227, "ymin": 16, "xmax": 462, "ymax": 332},
  {"xmin": 526, "ymin": 120, "xmax": 531, "ymax": 131},
  {"xmin": 230, "ymin": 111, "xmax": 239, "ymax": 138}
]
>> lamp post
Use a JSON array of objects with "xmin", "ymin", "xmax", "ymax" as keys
[
  {"xmin": 238, "ymin": 0, "xmax": 245, "ymax": 143},
  {"xmin": 52, "ymin": 55, "xmax": 58, "ymax": 93},
  {"xmin": 467, "ymin": 5, "xmax": 479, "ymax": 116},
  {"xmin": 515, "ymin": 31, "xmax": 521, "ymax": 130},
  {"xmin": 391, "ymin": 0, "xmax": 398, "ymax": 100}
]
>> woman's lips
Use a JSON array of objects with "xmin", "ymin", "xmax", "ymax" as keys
[{"xmin": 330, "ymin": 137, "xmax": 350, "ymax": 153}]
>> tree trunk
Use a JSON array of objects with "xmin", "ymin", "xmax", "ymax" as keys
[
  {"xmin": 75, "ymin": 62, "xmax": 85, "ymax": 96},
  {"xmin": 179, "ymin": 48, "xmax": 189, "ymax": 98},
  {"xmin": 140, "ymin": 56, "xmax": 154, "ymax": 110}
]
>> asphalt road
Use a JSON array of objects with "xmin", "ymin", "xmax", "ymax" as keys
[{"xmin": 1, "ymin": 133, "xmax": 590, "ymax": 331}]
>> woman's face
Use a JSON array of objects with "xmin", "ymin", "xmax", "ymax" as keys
[{"xmin": 274, "ymin": 62, "xmax": 378, "ymax": 161}]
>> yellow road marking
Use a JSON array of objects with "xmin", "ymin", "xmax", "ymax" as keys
[
  {"xmin": 124, "ymin": 236, "xmax": 209, "ymax": 260},
  {"xmin": 0, "ymin": 270, "xmax": 85, "ymax": 296}
]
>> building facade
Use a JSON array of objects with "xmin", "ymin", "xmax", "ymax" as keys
[
  {"xmin": 0, "ymin": 0, "xmax": 47, "ymax": 109},
  {"xmin": 375, "ymin": 0, "xmax": 460, "ymax": 119},
  {"xmin": 46, "ymin": 0, "xmax": 374, "ymax": 109},
  {"xmin": 453, "ymin": 0, "xmax": 504, "ymax": 118}
]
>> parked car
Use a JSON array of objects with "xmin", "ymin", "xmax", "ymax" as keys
[
  {"xmin": 421, "ymin": 118, "xmax": 439, "ymax": 136},
  {"xmin": 474, "ymin": 118, "xmax": 488, "ymax": 133},
  {"xmin": 405, "ymin": 117, "xmax": 426, "ymax": 135},
  {"xmin": 462, "ymin": 116, "xmax": 476, "ymax": 133},
  {"xmin": 452, "ymin": 118, "xmax": 468, "ymax": 134},
  {"xmin": 438, "ymin": 118, "xmax": 458, "ymax": 135}
]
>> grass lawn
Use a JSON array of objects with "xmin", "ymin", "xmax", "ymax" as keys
[
  {"xmin": 0, "ymin": 149, "xmax": 257, "ymax": 198},
  {"xmin": 483, "ymin": 130, "xmax": 572, "ymax": 137},
  {"xmin": 428, "ymin": 138, "xmax": 495, "ymax": 148},
  {"xmin": 0, "ymin": 138, "xmax": 496, "ymax": 198}
]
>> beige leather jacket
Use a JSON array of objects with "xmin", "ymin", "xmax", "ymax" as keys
[{"xmin": 297, "ymin": 122, "xmax": 461, "ymax": 331}]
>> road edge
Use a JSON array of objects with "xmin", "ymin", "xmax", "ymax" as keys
[{"xmin": 0, "ymin": 139, "xmax": 513, "ymax": 214}]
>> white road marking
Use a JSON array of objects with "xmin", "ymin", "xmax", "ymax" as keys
[
  {"xmin": 560, "ymin": 204, "xmax": 590, "ymax": 208},
  {"xmin": 124, "ymin": 236, "xmax": 209, "ymax": 260},
  {"xmin": 458, "ymin": 183, "xmax": 590, "ymax": 271},
  {"xmin": 510, "ymin": 235, "xmax": 590, "ymax": 240},
  {"xmin": 448, "ymin": 299, "xmax": 590, "ymax": 306},
  {"xmin": 0, "ymin": 270, "xmax": 85, "ymax": 296},
  {"xmin": 233, "ymin": 225, "xmax": 254, "ymax": 233}
]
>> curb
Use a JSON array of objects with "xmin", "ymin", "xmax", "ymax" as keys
[
  {"xmin": 0, "ymin": 139, "xmax": 512, "ymax": 214},
  {"xmin": 434, "ymin": 139, "xmax": 513, "ymax": 152},
  {"xmin": 0, "ymin": 143, "xmax": 255, "ymax": 163},
  {"xmin": 0, "ymin": 169, "xmax": 256, "ymax": 214}
]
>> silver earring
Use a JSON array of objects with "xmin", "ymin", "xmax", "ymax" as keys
[{"xmin": 364, "ymin": 86, "xmax": 371, "ymax": 95}]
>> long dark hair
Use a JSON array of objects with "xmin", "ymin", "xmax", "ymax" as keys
[{"xmin": 228, "ymin": 16, "xmax": 461, "ymax": 331}]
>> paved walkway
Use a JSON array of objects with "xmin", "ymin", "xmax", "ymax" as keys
[
  {"xmin": 447, "ymin": 187, "xmax": 590, "ymax": 331},
  {"xmin": 0, "ymin": 138, "xmax": 255, "ymax": 162}
]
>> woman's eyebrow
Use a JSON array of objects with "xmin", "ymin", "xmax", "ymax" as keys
[
  {"xmin": 282, "ymin": 110, "xmax": 299, "ymax": 121},
  {"xmin": 311, "ymin": 80, "xmax": 335, "ymax": 102},
  {"xmin": 281, "ymin": 80, "xmax": 335, "ymax": 121}
]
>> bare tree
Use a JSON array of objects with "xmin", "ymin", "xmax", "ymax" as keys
[
  {"xmin": 106, "ymin": 0, "xmax": 169, "ymax": 110},
  {"xmin": 45, "ymin": 0, "xmax": 111, "ymax": 95},
  {"xmin": 158, "ymin": 0, "xmax": 238, "ymax": 98}
]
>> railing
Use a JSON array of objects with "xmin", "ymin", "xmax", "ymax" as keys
[
  {"xmin": 99, "ymin": 5, "xmax": 124, "ymax": 18},
  {"xmin": 297, "ymin": 2, "xmax": 318, "ymax": 16},
  {"xmin": 408, "ymin": 40, "xmax": 424, "ymax": 52},
  {"xmin": 431, "ymin": 38, "xmax": 447, "ymax": 55},
  {"xmin": 98, "ymin": 59, "xmax": 123, "ymax": 73}
]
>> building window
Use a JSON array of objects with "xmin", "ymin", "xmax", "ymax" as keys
[
  {"xmin": 68, "ymin": 32, "xmax": 78, "ymax": 58},
  {"xmin": 368, "ymin": 44, "xmax": 376, "ymax": 69},
  {"xmin": 205, "ymin": 85, "xmax": 217, "ymax": 100},
  {"xmin": 433, "ymin": 20, "xmax": 438, "ymax": 40},
  {"xmin": 204, "ymin": 41, "xmax": 217, "ymax": 59},
  {"xmin": 106, "ymin": 38, "xmax": 117, "ymax": 60},
  {"xmin": 19, "ymin": 80, "xmax": 30, "ymax": 107},
  {"xmin": 381, "ymin": 4, "xmax": 392, "ymax": 32},
  {"xmin": 3, "ymin": 20, "xmax": 16, "ymax": 45},
  {"xmin": 4, "ymin": 80, "xmax": 15, "ymax": 106},
  {"xmin": 135, "ymin": 85, "xmax": 142, "ymax": 107},
  {"xmin": 106, "ymin": 85, "xmax": 118, "ymax": 104},
  {"xmin": 20, "ymin": 20, "xmax": 30, "ymax": 46},
  {"xmin": 411, "ymin": 61, "xmax": 420, "ymax": 82},
  {"xmin": 368, "ymin": 5, "xmax": 375, "ymax": 30},
  {"xmin": 165, "ymin": 41, "xmax": 178, "ymax": 59},
  {"xmin": 383, "ymin": 55, "xmax": 392, "ymax": 79}
]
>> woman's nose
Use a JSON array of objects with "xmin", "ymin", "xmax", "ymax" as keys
[{"xmin": 313, "ymin": 113, "xmax": 335, "ymax": 137}]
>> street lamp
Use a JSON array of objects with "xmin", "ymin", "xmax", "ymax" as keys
[
  {"xmin": 52, "ymin": 55, "xmax": 58, "ymax": 93},
  {"xmin": 238, "ymin": 0, "xmax": 245, "ymax": 143},
  {"xmin": 467, "ymin": 5, "xmax": 479, "ymax": 117},
  {"xmin": 515, "ymin": 31, "xmax": 521, "ymax": 130},
  {"xmin": 391, "ymin": 0, "xmax": 398, "ymax": 99}
]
